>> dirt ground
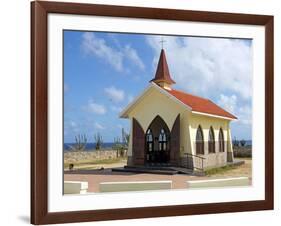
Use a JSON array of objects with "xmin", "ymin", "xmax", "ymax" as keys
[
  {"xmin": 65, "ymin": 158, "xmax": 127, "ymax": 170},
  {"xmin": 207, "ymin": 158, "xmax": 252, "ymax": 179},
  {"xmin": 64, "ymin": 158, "xmax": 252, "ymax": 192}
]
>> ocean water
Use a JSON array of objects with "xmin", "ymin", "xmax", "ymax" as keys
[
  {"xmin": 64, "ymin": 142, "xmax": 116, "ymax": 151},
  {"xmin": 64, "ymin": 140, "xmax": 252, "ymax": 151}
]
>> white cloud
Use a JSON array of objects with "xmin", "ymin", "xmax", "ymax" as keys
[
  {"xmin": 81, "ymin": 32, "xmax": 144, "ymax": 72},
  {"xmin": 146, "ymin": 36, "xmax": 252, "ymax": 100},
  {"xmin": 104, "ymin": 86, "xmax": 125, "ymax": 103},
  {"xmin": 218, "ymin": 94, "xmax": 252, "ymax": 125},
  {"xmin": 94, "ymin": 122, "xmax": 105, "ymax": 130},
  {"xmin": 84, "ymin": 100, "xmax": 106, "ymax": 115},
  {"xmin": 82, "ymin": 32, "xmax": 123, "ymax": 71},
  {"xmin": 237, "ymin": 105, "xmax": 252, "ymax": 125},
  {"xmin": 124, "ymin": 45, "xmax": 145, "ymax": 70},
  {"xmin": 218, "ymin": 94, "xmax": 237, "ymax": 113}
]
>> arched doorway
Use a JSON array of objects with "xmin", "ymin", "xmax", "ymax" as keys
[{"xmin": 145, "ymin": 115, "xmax": 170, "ymax": 164}]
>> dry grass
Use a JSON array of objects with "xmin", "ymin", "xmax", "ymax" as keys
[
  {"xmin": 64, "ymin": 157, "xmax": 127, "ymax": 170},
  {"xmin": 205, "ymin": 158, "xmax": 252, "ymax": 179}
]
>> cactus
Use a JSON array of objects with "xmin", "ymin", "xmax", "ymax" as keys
[
  {"xmin": 113, "ymin": 137, "xmax": 122, "ymax": 158},
  {"xmin": 113, "ymin": 128, "xmax": 129, "ymax": 158},
  {"xmin": 69, "ymin": 134, "xmax": 87, "ymax": 151},
  {"xmin": 94, "ymin": 132, "xmax": 103, "ymax": 150},
  {"xmin": 122, "ymin": 128, "xmax": 130, "ymax": 148},
  {"xmin": 233, "ymin": 136, "xmax": 239, "ymax": 147}
]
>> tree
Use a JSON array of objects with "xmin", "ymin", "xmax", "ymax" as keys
[
  {"xmin": 113, "ymin": 128, "xmax": 129, "ymax": 158},
  {"xmin": 122, "ymin": 128, "xmax": 129, "ymax": 148},
  {"xmin": 240, "ymin": 139, "xmax": 246, "ymax": 147},
  {"xmin": 94, "ymin": 132, "xmax": 103, "ymax": 150},
  {"xmin": 113, "ymin": 137, "xmax": 123, "ymax": 158},
  {"xmin": 233, "ymin": 136, "xmax": 239, "ymax": 147},
  {"xmin": 68, "ymin": 134, "xmax": 87, "ymax": 151}
]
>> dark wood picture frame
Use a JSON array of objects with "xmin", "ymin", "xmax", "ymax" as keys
[{"xmin": 31, "ymin": 1, "xmax": 274, "ymax": 224}]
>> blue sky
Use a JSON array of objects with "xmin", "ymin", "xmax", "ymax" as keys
[{"xmin": 64, "ymin": 30, "xmax": 252, "ymax": 143}]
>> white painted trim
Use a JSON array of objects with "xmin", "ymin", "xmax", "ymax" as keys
[{"xmin": 191, "ymin": 110, "xmax": 237, "ymax": 121}]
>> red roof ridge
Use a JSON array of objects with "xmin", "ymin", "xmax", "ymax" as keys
[
  {"xmin": 160, "ymin": 87, "xmax": 237, "ymax": 120},
  {"xmin": 170, "ymin": 88, "xmax": 210, "ymax": 101}
]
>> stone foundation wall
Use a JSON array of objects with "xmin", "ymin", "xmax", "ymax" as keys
[
  {"xmin": 180, "ymin": 152, "xmax": 227, "ymax": 170},
  {"xmin": 64, "ymin": 150, "xmax": 120, "ymax": 163},
  {"xmin": 202, "ymin": 152, "xmax": 227, "ymax": 169}
]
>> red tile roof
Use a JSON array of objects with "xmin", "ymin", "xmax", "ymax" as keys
[{"xmin": 165, "ymin": 88, "xmax": 237, "ymax": 119}]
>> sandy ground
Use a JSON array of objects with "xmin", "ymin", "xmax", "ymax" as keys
[
  {"xmin": 65, "ymin": 159, "xmax": 127, "ymax": 170},
  {"xmin": 64, "ymin": 158, "xmax": 251, "ymax": 192},
  {"xmin": 207, "ymin": 158, "xmax": 252, "ymax": 179}
]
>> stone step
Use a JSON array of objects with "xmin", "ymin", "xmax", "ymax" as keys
[
  {"xmin": 113, "ymin": 165, "xmax": 205, "ymax": 175},
  {"xmin": 112, "ymin": 167, "xmax": 179, "ymax": 175}
]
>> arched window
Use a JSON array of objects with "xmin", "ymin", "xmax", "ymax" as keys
[
  {"xmin": 158, "ymin": 129, "xmax": 168, "ymax": 151},
  {"xmin": 146, "ymin": 129, "xmax": 153, "ymax": 152},
  {"xmin": 208, "ymin": 127, "xmax": 215, "ymax": 153},
  {"xmin": 219, "ymin": 128, "xmax": 224, "ymax": 152},
  {"xmin": 196, "ymin": 126, "xmax": 204, "ymax": 155}
]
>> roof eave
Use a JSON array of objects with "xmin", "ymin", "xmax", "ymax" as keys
[{"xmin": 191, "ymin": 110, "xmax": 237, "ymax": 121}]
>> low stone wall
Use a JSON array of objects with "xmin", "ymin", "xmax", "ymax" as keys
[
  {"xmin": 64, "ymin": 150, "xmax": 120, "ymax": 163},
  {"xmin": 233, "ymin": 147, "xmax": 252, "ymax": 158}
]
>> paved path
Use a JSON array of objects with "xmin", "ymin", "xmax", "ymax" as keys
[
  {"xmin": 64, "ymin": 158, "xmax": 252, "ymax": 193},
  {"xmin": 64, "ymin": 169, "xmax": 200, "ymax": 192}
]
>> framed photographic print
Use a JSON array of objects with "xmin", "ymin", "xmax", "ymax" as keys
[{"xmin": 31, "ymin": 1, "xmax": 274, "ymax": 225}]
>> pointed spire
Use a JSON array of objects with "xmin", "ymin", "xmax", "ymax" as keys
[{"xmin": 150, "ymin": 49, "xmax": 175, "ymax": 86}]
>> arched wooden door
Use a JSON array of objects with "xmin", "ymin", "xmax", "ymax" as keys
[
  {"xmin": 132, "ymin": 118, "xmax": 145, "ymax": 165},
  {"xmin": 170, "ymin": 114, "xmax": 180, "ymax": 165}
]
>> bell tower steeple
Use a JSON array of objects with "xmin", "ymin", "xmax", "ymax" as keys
[{"xmin": 150, "ymin": 49, "xmax": 175, "ymax": 90}]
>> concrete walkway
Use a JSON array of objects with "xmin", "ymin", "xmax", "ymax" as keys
[
  {"xmin": 65, "ymin": 169, "xmax": 199, "ymax": 192},
  {"xmin": 64, "ymin": 158, "xmax": 252, "ymax": 193}
]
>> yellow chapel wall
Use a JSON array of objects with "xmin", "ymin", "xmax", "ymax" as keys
[
  {"xmin": 188, "ymin": 113, "xmax": 234, "ymax": 168},
  {"xmin": 126, "ymin": 88, "xmax": 192, "ymax": 159}
]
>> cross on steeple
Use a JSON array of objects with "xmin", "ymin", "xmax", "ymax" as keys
[{"xmin": 160, "ymin": 37, "xmax": 166, "ymax": 49}]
